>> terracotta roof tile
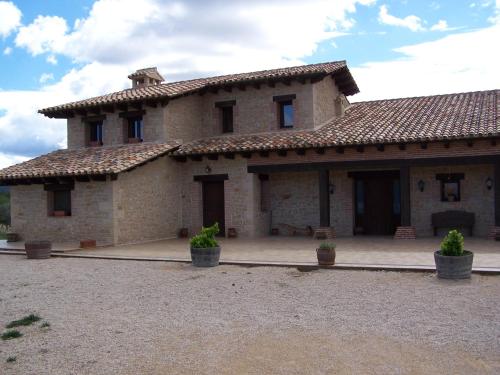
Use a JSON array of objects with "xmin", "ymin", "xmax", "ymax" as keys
[
  {"xmin": 0, "ymin": 142, "xmax": 180, "ymax": 180},
  {"xmin": 174, "ymin": 90, "xmax": 499, "ymax": 155},
  {"xmin": 39, "ymin": 61, "xmax": 357, "ymax": 116}
]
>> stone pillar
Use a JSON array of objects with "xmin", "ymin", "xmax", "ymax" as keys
[
  {"xmin": 490, "ymin": 161, "xmax": 500, "ymax": 240},
  {"xmin": 394, "ymin": 165, "xmax": 416, "ymax": 239},
  {"xmin": 319, "ymin": 169, "xmax": 330, "ymax": 228}
]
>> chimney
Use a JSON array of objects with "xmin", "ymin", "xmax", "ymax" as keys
[{"xmin": 128, "ymin": 67, "xmax": 165, "ymax": 89}]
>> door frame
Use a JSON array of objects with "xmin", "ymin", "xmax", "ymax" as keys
[
  {"xmin": 194, "ymin": 174, "xmax": 228, "ymax": 236},
  {"xmin": 349, "ymin": 170, "xmax": 401, "ymax": 235}
]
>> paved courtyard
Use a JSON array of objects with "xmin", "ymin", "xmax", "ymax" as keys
[
  {"xmin": 1, "ymin": 255, "xmax": 499, "ymax": 374},
  {"xmin": 66, "ymin": 236, "xmax": 500, "ymax": 269}
]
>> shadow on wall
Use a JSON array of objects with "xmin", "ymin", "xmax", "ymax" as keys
[{"xmin": 0, "ymin": 186, "xmax": 10, "ymax": 226}]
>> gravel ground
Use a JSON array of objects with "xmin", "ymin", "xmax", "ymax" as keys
[{"xmin": 0, "ymin": 255, "xmax": 499, "ymax": 375}]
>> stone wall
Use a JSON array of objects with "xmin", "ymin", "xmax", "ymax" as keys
[
  {"xmin": 180, "ymin": 156, "xmax": 267, "ymax": 238},
  {"xmin": 113, "ymin": 156, "xmax": 182, "ymax": 244},
  {"xmin": 410, "ymin": 164, "xmax": 494, "ymax": 237},
  {"xmin": 164, "ymin": 95, "xmax": 203, "ymax": 143},
  {"xmin": 10, "ymin": 181, "xmax": 114, "ymax": 244},
  {"xmin": 312, "ymin": 76, "xmax": 340, "ymax": 127}
]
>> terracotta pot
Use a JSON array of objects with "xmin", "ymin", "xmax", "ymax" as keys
[
  {"xmin": 128, "ymin": 138, "xmax": 142, "ymax": 144},
  {"xmin": 80, "ymin": 239, "xmax": 96, "ymax": 248},
  {"xmin": 434, "ymin": 250, "xmax": 473, "ymax": 279},
  {"xmin": 271, "ymin": 228, "xmax": 279, "ymax": 236},
  {"xmin": 89, "ymin": 141, "xmax": 102, "ymax": 147},
  {"xmin": 316, "ymin": 247, "xmax": 336, "ymax": 265},
  {"xmin": 178, "ymin": 228, "xmax": 188, "ymax": 238},
  {"xmin": 190, "ymin": 246, "xmax": 221, "ymax": 267},
  {"xmin": 227, "ymin": 228, "xmax": 237, "ymax": 238},
  {"xmin": 25, "ymin": 241, "xmax": 52, "ymax": 259}
]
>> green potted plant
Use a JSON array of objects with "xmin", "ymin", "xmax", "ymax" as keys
[
  {"xmin": 434, "ymin": 230, "xmax": 473, "ymax": 279},
  {"xmin": 316, "ymin": 242, "xmax": 336, "ymax": 265},
  {"xmin": 190, "ymin": 223, "xmax": 221, "ymax": 267}
]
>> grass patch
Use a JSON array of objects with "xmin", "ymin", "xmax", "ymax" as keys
[
  {"xmin": 1, "ymin": 330, "xmax": 22, "ymax": 340},
  {"xmin": 6, "ymin": 314, "xmax": 41, "ymax": 328},
  {"xmin": 6, "ymin": 356, "xmax": 16, "ymax": 363},
  {"xmin": 0, "ymin": 232, "xmax": 5, "ymax": 240},
  {"xmin": 40, "ymin": 322, "xmax": 50, "ymax": 328}
]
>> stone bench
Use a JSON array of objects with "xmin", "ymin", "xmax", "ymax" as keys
[{"xmin": 431, "ymin": 210, "xmax": 475, "ymax": 236}]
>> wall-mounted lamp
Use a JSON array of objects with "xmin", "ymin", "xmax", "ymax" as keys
[
  {"xmin": 486, "ymin": 177, "xmax": 493, "ymax": 190},
  {"xmin": 417, "ymin": 180, "xmax": 425, "ymax": 192},
  {"xmin": 205, "ymin": 165, "xmax": 212, "ymax": 174},
  {"xmin": 329, "ymin": 184, "xmax": 335, "ymax": 195}
]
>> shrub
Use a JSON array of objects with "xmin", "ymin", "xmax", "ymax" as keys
[
  {"xmin": 440, "ymin": 230, "xmax": 465, "ymax": 256},
  {"xmin": 1, "ymin": 330, "xmax": 22, "ymax": 340},
  {"xmin": 319, "ymin": 242, "xmax": 336, "ymax": 250},
  {"xmin": 190, "ymin": 223, "xmax": 219, "ymax": 248},
  {"xmin": 6, "ymin": 314, "xmax": 41, "ymax": 329},
  {"xmin": 6, "ymin": 356, "xmax": 16, "ymax": 363}
]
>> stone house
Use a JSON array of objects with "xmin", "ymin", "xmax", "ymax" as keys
[{"xmin": 0, "ymin": 61, "xmax": 498, "ymax": 245}]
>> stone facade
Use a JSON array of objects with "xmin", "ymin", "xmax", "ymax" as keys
[{"xmin": 10, "ymin": 180, "xmax": 114, "ymax": 244}]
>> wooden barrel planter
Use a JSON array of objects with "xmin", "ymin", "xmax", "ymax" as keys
[
  {"xmin": 25, "ymin": 241, "xmax": 52, "ymax": 259},
  {"xmin": 434, "ymin": 250, "xmax": 474, "ymax": 279},
  {"xmin": 6, "ymin": 232, "xmax": 19, "ymax": 242},
  {"xmin": 190, "ymin": 247, "xmax": 221, "ymax": 267}
]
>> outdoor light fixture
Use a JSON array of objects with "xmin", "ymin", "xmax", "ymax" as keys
[
  {"xmin": 486, "ymin": 177, "xmax": 493, "ymax": 190},
  {"xmin": 417, "ymin": 180, "xmax": 425, "ymax": 192},
  {"xmin": 205, "ymin": 165, "xmax": 212, "ymax": 174},
  {"xmin": 329, "ymin": 183, "xmax": 335, "ymax": 195}
]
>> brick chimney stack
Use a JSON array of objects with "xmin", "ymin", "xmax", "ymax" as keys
[{"xmin": 128, "ymin": 67, "xmax": 164, "ymax": 89}]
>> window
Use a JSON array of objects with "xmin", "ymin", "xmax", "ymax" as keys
[
  {"xmin": 279, "ymin": 101, "xmax": 294, "ymax": 128},
  {"xmin": 127, "ymin": 116, "xmax": 143, "ymax": 142},
  {"xmin": 46, "ymin": 184, "xmax": 73, "ymax": 217},
  {"xmin": 436, "ymin": 173, "xmax": 464, "ymax": 202},
  {"xmin": 273, "ymin": 94, "xmax": 296, "ymax": 129},
  {"xmin": 89, "ymin": 121, "xmax": 103, "ymax": 146},
  {"xmin": 221, "ymin": 106, "xmax": 233, "ymax": 133}
]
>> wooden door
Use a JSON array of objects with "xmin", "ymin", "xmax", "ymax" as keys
[
  {"xmin": 202, "ymin": 181, "xmax": 225, "ymax": 236},
  {"xmin": 354, "ymin": 172, "xmax": 401, "ymax": 235}
]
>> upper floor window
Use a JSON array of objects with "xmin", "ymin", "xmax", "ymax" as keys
[
  {"xmin": 89, "ymin": 121, "xmax": 103, "ymax": 146},
  {"xmin": 127, "ymin": 116, "xmax": 143, "ymax": 143},
  {"xmin": 273, "ymin": 94, "xmax": 296, "ymax": 129},
  {"xmin": 215, "ymin": 100, "xmax": 236, "ymax": 133}
]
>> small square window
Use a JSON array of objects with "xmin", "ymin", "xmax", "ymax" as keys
[
  {"xmin": 127, "ymin": 117, "xmax": 143, "ymax": 142},
  {"xmin": 279, "ymin": 100, "xmax": 294, "ymax": 128},
  {"xmin": 221, "ymin": 106, "xmax": 233, "ymax": 133},
  {"xmin": 48, "ymin": 189, "xmax": 72, "ymax": 216},
  {"xmin": 437, "ymin": 173, "xmax": 464, "ymax": 202}
]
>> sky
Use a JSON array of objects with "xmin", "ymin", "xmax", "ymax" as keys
[{"xmin": 0, "ymin": 0, "xmax": 499, "ymax": 168}]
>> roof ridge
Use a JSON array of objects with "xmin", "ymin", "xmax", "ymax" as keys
[{"xmin": 351, "ymin": 89, "xmax": 499, "ymax": 105}]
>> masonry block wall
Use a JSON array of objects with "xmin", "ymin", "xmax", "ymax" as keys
[
  {"xmin": 411, "ymin": 164, "xmax": 494, "ymax": 237},
  {"xmin": 164, "ymin": 95, "xmax": 203, "ymax": 143},
  {"xmin": 113, "ymin": 157, "xmax": 182, "ymax": 244},
  {"xmin": 312, "ymin": 75, "xmax": 340, "ymax": 127},
  {"xmin": 181, "ymin": 157, "xmax": 266, "ymax": 237},
  {"xmin": 10, "ymin": 181, "xmax": 114, "ymax": 244}
]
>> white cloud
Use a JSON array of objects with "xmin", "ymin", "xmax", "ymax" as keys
[
  {"xmin": 46, "ymin": 55, "xmax": 58, "ymax": 65},
  {"xmin": 3, "ymin": 46, "xmax": 12, "ymax": 55},
  {"xmin": 0, "ymin": 1, "xmax": 21, "ymax": 38},
  {"xmin": 351, "ymin": 24, "xmax": 500, "ymax": 101},
  {"xmin": 39, "ymin": 73, "xmax": 54, "ymax": 84},
  {"xmin": 430, "ymin": 20, "xmax": 450, "ymax": 31},
  {"xmin": 378, "ymin": 4, "xmax": 425, "ymax": 32},
  {"xmin": 14, "ymin": 15, "xmax": 68, "ymax": 55},
  {"xmin": 0, "ymin": 153, "xmax": 29, "ymax": 170}
]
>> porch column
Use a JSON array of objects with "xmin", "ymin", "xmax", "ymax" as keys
[
  {"xmin": 319, "ymin": 169, "xmax": 330, "ymax": 227},
  {"xmin": 400, "ymin": 165, "xmax": 411, "ymax": 226},
  {"xmin": 394, "ymin": 165, "xmax": 416, "ymax": 239},
  {"xmin": 495, "ymin": 162, "xmax": 500, "ymax": 227}
]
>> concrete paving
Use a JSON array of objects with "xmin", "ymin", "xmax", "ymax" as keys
[{"xmin": 64, "ymin": 236, "xmax": 500, "ymax": 269}]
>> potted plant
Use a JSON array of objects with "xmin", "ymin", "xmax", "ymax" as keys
[
  {"xmin": 316, "ymin": 242, "xmax": 336, "ymax": 265},
  {"xmin": 434, "ymin": 230, "xmax": 473, "ymax": 279},
  {"xmin": 190, "ymin": 223, "xmax": 221, "ymax": 267}
]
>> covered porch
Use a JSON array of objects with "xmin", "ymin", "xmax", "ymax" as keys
[{"xmin": 5, "ymin": 236, "xmax": 493, "ymax": 271}]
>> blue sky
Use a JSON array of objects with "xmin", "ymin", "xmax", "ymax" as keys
[{"xmin": 0, "ymin": 0, "xmax": 499, "ymax": 167}]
